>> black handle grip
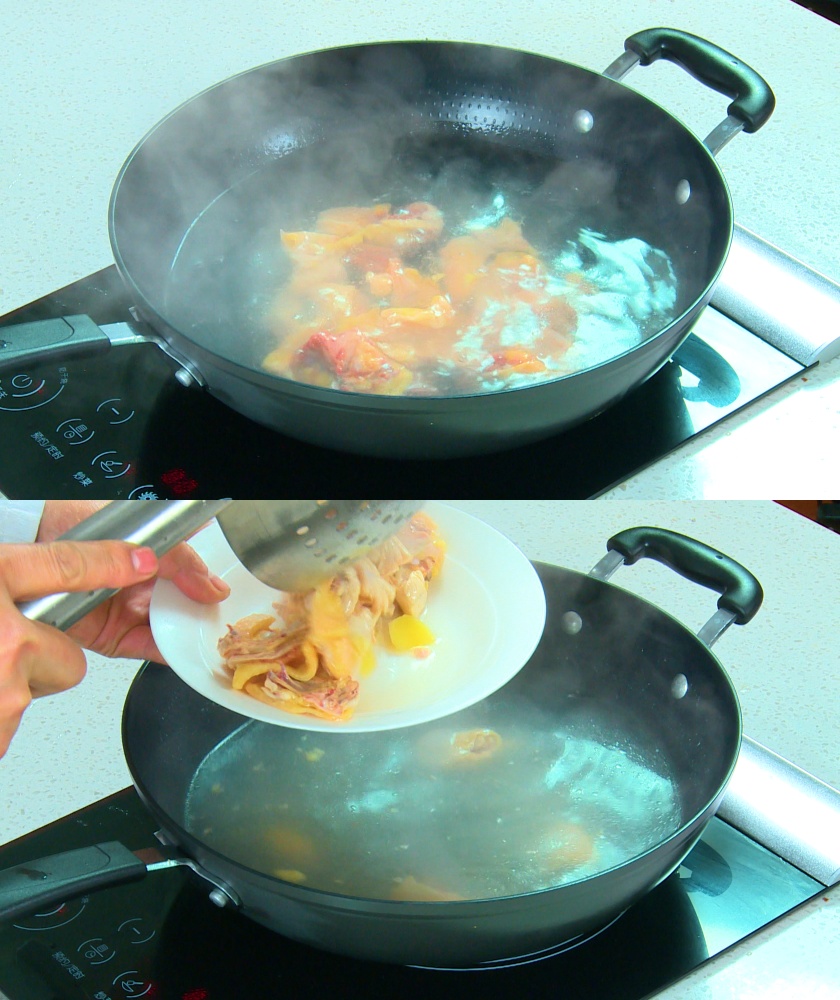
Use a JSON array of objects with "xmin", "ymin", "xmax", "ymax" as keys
[
  {"xmin": 607, "ymin": 526, "xmax": 763, "ymax": 624},
  {"xmin": 0, "ymin": 842, "xmax": 146, "ymax": 922},
  {"xmin": 0, "ymin": 315, "xmax": 109, "ymax": 372},
  {"xmin": 625, "ymin": 27, "xmax": 775, "ymax": 133}
]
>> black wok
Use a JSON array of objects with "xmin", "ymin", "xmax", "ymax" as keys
[
  {"xmin": 105, "ymin": 28, "xmax": 773, "ymax": 457},
  {"xmin": 0, "ymin": 527, "xmax": 762, "ymax": 966}
]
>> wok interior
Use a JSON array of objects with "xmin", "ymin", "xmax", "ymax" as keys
[
  {"xmin": 182, "ymin": 693, "xmax": 683, "ymax": 901},
  {"xmin": 110, "ymin": 41, "xmax": 731, "ymax": 381},
  {"xmin": 124, "ymin": 561, "xmax": 740, "ymax": 903}
]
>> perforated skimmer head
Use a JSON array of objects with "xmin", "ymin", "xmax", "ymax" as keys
[
  {"xmin": 17, "ymin": 500, "xmax": 425, "ymax": 633},
  {"xmin": 216, "ymin": 500, "xmax": 425, "ymax": 592}
]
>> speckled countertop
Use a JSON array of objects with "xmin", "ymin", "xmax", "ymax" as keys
[
  {"xmin": 1, "ymin": 0, "xmax": 840, "ymax": 496},
  {"xmin": 0, "ymin": 500, "xmax": 838, "ymax": 996}
]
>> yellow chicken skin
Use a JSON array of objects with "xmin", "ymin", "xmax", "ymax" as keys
[
  {"xmin": 264, "ymin": 202, "xmax": 582, "ymax": 395},
  {"xmin": 218, "ymin": 513, "xmax": 444, "ymax": 721}
]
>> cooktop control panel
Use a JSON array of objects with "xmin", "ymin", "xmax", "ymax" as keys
[{"xmin": 0, "ymin": 343, "xmax": 209, "ymax": 498}]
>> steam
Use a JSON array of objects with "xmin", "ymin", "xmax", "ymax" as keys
[{"xmin": 110, "ymin": 41, "xmax": 706, "ymax": 376}]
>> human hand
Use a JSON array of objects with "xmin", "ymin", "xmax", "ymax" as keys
[
  {"xmin": 0, "ymin": 503, "xmax": 230, "ymax": 757},
  {"xmin": 0, "ymin": 540, "xmax": 191, "ymax": 756},
  {"xmin": 35, "ymin": 501, "xmax": 230, "ymax": 660}
]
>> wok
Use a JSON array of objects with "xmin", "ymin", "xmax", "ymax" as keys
[
  {"xmin": 103, "ymin": 26, "xmax": 772, "ymax": 458},
  {"xmin": 0, "ymin": 30, "xmax": 773, "ymax": 458},
  {"xmin": 0, "ymin": 526, "xmax": 762, "ymax": 966}
]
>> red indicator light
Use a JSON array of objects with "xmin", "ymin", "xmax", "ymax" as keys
[
  {"xmin": 182, "ymin": 990, "xmax": 209, "ymax": 1000},
  {"xmin": 160, "ymin": 468, "xmax": 199, "ymax": 496}
]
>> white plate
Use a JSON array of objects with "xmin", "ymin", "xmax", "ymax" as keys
[{"xmin": 149, "ymin": 501, "xmax": 546, "ymax": 732}]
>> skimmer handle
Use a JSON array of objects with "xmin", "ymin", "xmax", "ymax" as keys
[{"xmin": 17, "ymin": 500, "xmax": 232, "ymax": 631}]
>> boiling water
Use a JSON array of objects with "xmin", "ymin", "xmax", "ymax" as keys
[
  {"xmin": 185, "ymin": 700, "xmax": 682, "ymax": 901},
  {"xmin": 164, "ymin": 130, "xmax": 681, "ymax": 395}
]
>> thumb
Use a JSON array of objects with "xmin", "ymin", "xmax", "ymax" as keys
[{"xmin": 0, "ymin": 540, "xmax": 159, "ymax": 603}]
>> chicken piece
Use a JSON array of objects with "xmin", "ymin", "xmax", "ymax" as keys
[
  {"xmin": 485, "ymin": 348, "xmax": 547, "ymax": 379},
  {"xmin": 364, "ymin": 260, "xmax": 444, "ymax": 309},
  {"xmin": 439, "ymin": 217, "xmax": 538, "ymax": 306},
  {"xmin": 352, "ymin": 557, "xmax": 397, "ymax": 619},
  {"xmin": 366, "ymin": 534, "xmax": 412, "ymax": 578},
  {"xmin": 393, "ymin": 567, "xmax": 430, "ymax": 616},
  {"xmin": 272, "ymin": 592, "xmax": 309, "ymax": 631},
  {"xmin": 264, "ymin": 825, "xmax": 316, "ymax": 865},
  {"xmin": 315, "ymin": 203, "xmax": 391, "ymax": 236},
  {"xmin": 390, "ymin": 875, "xmax": 463, "ymax": 902},
  {"xmin": 466, "ymin": 251, "xmax": 548, "ymax": 314},
  {"xmin": 448, "ymin": 728, "xmax": 503, "ymax": 764},
  {"xmin": 217, "ymin": 613, "xmax": 274, "ymax": 653},
  {"xmin": 218, "ymin": 619, "xmax": 308, "ymax": 672},
  {"xmin": 381, "ymin": 295, "xmax": 455, "ymax": 330},
  {"xmin": 274, "ymin": 869, "xmax": 307, "ymax": 883},
  {"xmin": 368, "ymin": 512, "xmax": 445, "ymax": 613},
  {"xmin": 535, "ymin": 297, "xmax": 578, "ymax": 342},
  {"xmin": 280, "ymin": 229, "xmax": 344, "ymax": 259},
  {"xmin": 397, "ymin": 511, "xmax": 447, "ymax": 578},
  {"xmin": 219, "ymin": 511, "xmax": 445, "ymax": 722},
  {"xmin": 290, "ymin": 327, "xmax": 413, "ymax": 394},
  {"xmin": 245, "ymin": 672, "xmax": 359, "ymax": 721},
  {"xmin": 307, "ymin": 581, "xmax": 372, "ymax": 678},
  {"xmin": 438, "ymin": 233, "xmax": 486, "ymax": 300},
  {"xmin": 230, "ymin": 648, "xmax": 314, "ymax": 689},
  {"xmin": 542, "ymin": 822, "xmax": 597, "ymax": 871},
  {"xmin": 331, "ymin": 566, "xmax": 362, "ymax": 617},
  {"xmin": 294, "ymin": 202, "xmax": 442, "ymax": 258},
  {"xmin": 360, "ymin": 202, "xmax": 444, "ymax": 251}
]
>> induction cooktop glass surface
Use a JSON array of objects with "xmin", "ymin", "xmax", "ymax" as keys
[{"xmin": 0, "ymin": 787, "xmax": 823, "ymax": 1000}]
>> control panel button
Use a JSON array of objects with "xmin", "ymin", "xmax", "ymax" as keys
[
  {"xmin": 91, "ymin": 451, "xmax": 132, "ymax": 479},
  {"xmin": 116, "ymin": 916, "xmax": 156, "ymax": 945},
  {"xmin": 0, "ymin": 366, "xmax": 68, "ymax": 411},
  {"xmin": 128, "ymin": 486, "xmax": 161, "ymax": 499},
  {"xmin": 112, "ymin": 969, "xmax": 155, "ymax": 997},
  {"xmin": 78, "ymin": 936, "xmax": 117, "ymax": 965},
  {"xmin": 96, "ymin": 397, "xmax": 136, "ymax": 425},
  {"xmin": 57, "ymin": 417, "xmax": 95, "ymax": 445},
  {"xmin": 12, "ymin": 897, "xmax": 88, "ymax": 930}
]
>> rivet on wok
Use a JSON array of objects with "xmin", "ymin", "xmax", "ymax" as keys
[
  {"xmin": 572, "ymin": 109, "xmax": 594, "ymax": 133},
  {"xmin": 671, "ymin": 674, "xmax": 689, "ymax": 699},
  {"xmin": 560, "ymin": 611, "xmax": 583, "ymax": 635}
]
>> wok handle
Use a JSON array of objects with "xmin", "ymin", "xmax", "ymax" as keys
[
  {"xmin": 0, "ymin": 315, "xmax": 110, "ymax": 371},
  {"xmin": 605, "ymin": 526, "xmax": 763, "ymax": 625},
  {"xmin": 622, "ymin": 28, "xmax": 775, "ymax": 134},
  {"xmin": 0, "ymin": 842, "xmax": 146, "ymax": 922}
]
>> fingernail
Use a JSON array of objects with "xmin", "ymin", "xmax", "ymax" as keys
[
  {"xmin": 131, "ymin": 546, "xmax": 158, "ymax": 575},
  {"xmin": 209, "ymin": 573, "xmax": 230, "ymax": 596}
]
